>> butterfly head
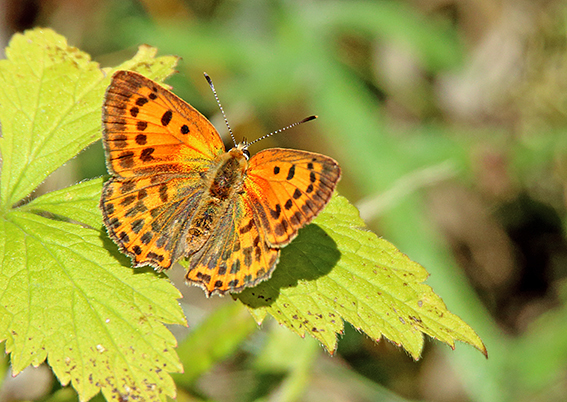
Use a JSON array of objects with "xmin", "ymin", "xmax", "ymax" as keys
[{"xmin": 233, "ymin": 141, "xmax": 251, "ymax": 160}]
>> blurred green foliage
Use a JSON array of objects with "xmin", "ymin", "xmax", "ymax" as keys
[{"xmin": 3, "ymin": 0, "xmax": 567, "ymax": 401}]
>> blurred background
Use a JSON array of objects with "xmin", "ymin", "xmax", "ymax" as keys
[{"xmin": 2, "ymin": 0, "xmax": 567, "ymax": 401}]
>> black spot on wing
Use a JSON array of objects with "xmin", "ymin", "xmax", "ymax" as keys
[
  {"xmin": 136, "ymin": 97, "xmax": 148, "ymax": 106},
  {"xmin": 239, "ymin": 220, "xmax": 254, "ymax": 234},
  {"xmin": 228, "ymin": 279, "xmax": 239, "ymax": 287},
  {"xmin": 147, "ymin": 251, "xmax": 165, "ymax": 262},
  {"xmin": 309, "ymin": 171, "xmax": 316, "ymax": 183},
  {"xmin": 118, "ymin": 151, "xmax": 135, "ymax": 168},
  {"xmin": 118, "ymin": 231, "xmax": 130, "ymax": 243},
  {"xmin": 230, "ymin": 259, "xmax": 241, "ymax": 274},
  {"xmin": 120, "ymin": 180, "xmax": 135, "ymax": 194},
  {"xmin": 140, "ymin": 232, "xmax": 153, "ymax": 244},
  {"xmin": 135, "ymin": 134, "xmax": 147, "ymax": 145},
  {"xmin": 243, "ymin": 247, "xmax": 253, "ymax": 267},
  {"xmin": 136, "ymin": 121, "xmax": 147, "ymax": 131},
  {"xmin": 287, "ymin": 165, "xmax": 296, "ymax": 180},
  {"xmin": 270, "ymin": 204, "xmax": 281, "ymax": 219},
  {"xmin": 108, "ymin": 217, "xmax": 121, "ymax": 229},
  {"xmin": 275, "ymin": 223, "xmax": 284, "ymax": 237},
  {"xmin": 140, "ymin": 148, "xmax": 155, "ymax": 162},
  {"xmin": 105, "ymin": 202, "xmax": 115, "ymax": 215},
  {"xmin": 113, "ymin": 134, "xmax": 128, "ymax": 148},
  {"xmin": 137, "ymin": 188, "xmax": 148, "ymax": 200},
  {"xmin": 120, "ymin": 195, "xmax": 136, "ymax": 207},
  {"xmin": 159, "ymin": 184, "xmax": 168, "ymax": 202},
  {"xmin": 161, "ymin": 110, "xmax": 172, "ymax": 126},
  {"xmin": 131, "ymin": 219, "xmax": 144, "ymax": 234}
]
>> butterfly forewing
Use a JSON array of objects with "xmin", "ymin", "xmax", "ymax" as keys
[
  {"xmin": 244, "ymin": 149, "xmax": 341, "ymax": 246},
  {"xmin": 103, "ymin": 70, "xmax": 225, "ymax": 178}
]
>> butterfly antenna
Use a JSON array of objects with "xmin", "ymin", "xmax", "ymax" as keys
[
  {"xmin": 204, "ymin": 73, "xmax": 237, "ymax": 147},
  {"xmin": 246, "ymin": 115, "xmax": 318, "ymax": 147}
]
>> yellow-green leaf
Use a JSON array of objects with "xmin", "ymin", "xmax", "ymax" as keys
[
  {"xmin": 237, "ymin": 195, "xmax": 487, "ymax": 360},
  {"xmin": 0, "ymin": 28, "xmax": 184, "ymax": 401}
]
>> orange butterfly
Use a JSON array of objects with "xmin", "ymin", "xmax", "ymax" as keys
[{"xmin": 100, "ymin": 71, "xmax": 340, "ymax": 296}]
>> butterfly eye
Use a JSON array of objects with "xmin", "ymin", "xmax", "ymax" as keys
[{"xmin": 243, "ymin": 149, "xmax": 250, "ymax": 160}]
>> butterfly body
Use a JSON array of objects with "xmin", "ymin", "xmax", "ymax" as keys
[
  {"xmin": 101, "ymin": 71, "xmax": 340, "ymax": 296},
  {"xmin": 184, "ymin": 146, "xmax": 248, "ymax": 254}
]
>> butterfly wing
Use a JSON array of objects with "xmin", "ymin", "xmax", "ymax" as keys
[
  {"xmin": 101, "ymin": 71, "xmax": 225, "ymax": 269},
  {"xmin": 185, "ymin": 193, "xmax": 279, "ymax": 296},
  {"xmin": 101, "ymin": 173, "xmax": 206, "ymax": 268},
  {"xmin": 102, "ymin": 70, "xmax": 225, "ymax": 178},
  {"xmin": 243, "ymin": 148, "xmax": 341, "ymax": 246}
]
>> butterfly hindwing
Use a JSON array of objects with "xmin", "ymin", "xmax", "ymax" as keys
[
  {"xmin": 243, "ymin": 148, "xmax": 341, "ymax": 246},
  {"xmin": 100, "ymin": 172, "xmax": 206, "ymax": 269},
  {"xmin": 186, "ymin": 194, "xmax": 280, "ymax": 296}
]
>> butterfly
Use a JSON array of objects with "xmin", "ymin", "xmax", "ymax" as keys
[{"xmin": 100, "ymin": 70, "xmax": 341, "ymax": 296}]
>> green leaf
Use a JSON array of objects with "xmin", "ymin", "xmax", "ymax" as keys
[
  {"xmin": 237, "ymin": 194, "xmax": 487, "ymax": 360},
  {"xmin": 110, "ymin": 44, "xmax": 181, "ymax": 84},
  {"xmin": 1, "ymin": 211, "xmax": 185, "ymax": 401},
  {"xmin": 0, "ymin": 28, "xmax": 177, "ymax": 210},
  {"xmin": 20, "ymin": 177, "xmax": 105, "ymax": 229},
  {"xmin": 0, "ymin": 28, "xmax": 185, "ymax": 401}
]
